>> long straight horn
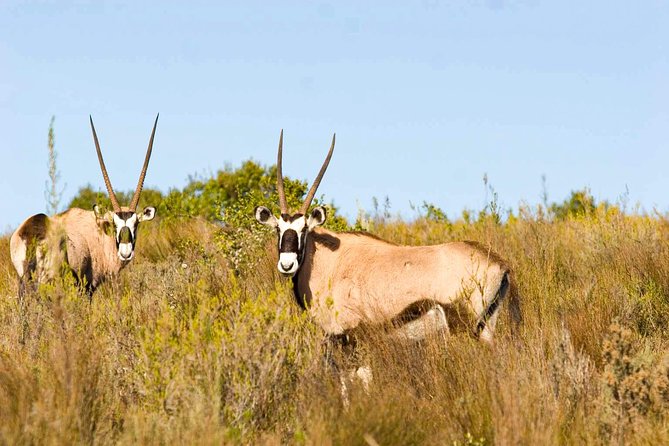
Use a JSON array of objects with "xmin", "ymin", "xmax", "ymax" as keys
[
  {"xmin": 129, "ymin": 114, "xmax": 159, "ymax": 211},
  {"xmin": 300, "ymin": 133, "xmax": 335, "ymax": 215},
  {"xmin": 90, "ymin": 116, "xmax": 121, "ymax": 212},
  {"xmin": 276, "ymin": 129, "xmax": 289, "ymax": 214}
]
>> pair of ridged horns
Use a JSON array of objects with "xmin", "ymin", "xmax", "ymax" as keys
[
  {"xmin": 276, "ymin": 130, "xmax": 336, "ymax": 216},
  {"xmin": 89, "ymin": 115, "xmax": 158, "ymax": 213}
]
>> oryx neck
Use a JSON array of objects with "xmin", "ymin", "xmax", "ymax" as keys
[{"xmin": 291, "ymin": 232, "xmax": 320, "ymax": 310}]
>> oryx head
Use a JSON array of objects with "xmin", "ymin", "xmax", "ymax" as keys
[
  {"xmin": 255, "ymin": 130, "xmax": 335, "ymax": 276},
  {"xmin": 90, "ymin": 115, "xmax": 158, "ymax": 262}
]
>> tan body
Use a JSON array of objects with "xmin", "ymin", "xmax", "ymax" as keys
[
  {"xmin": 10, "ymin": 208, "xmax": 125, "ymax": 293},
  {"xmin": 295, "ymin": 229, "xmax": 513, "ymax": 341}
]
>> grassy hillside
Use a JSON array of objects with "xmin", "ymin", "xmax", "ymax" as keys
[{"xmin": 3, "ymin": 176, "xmax": 669, "ymax": 444}]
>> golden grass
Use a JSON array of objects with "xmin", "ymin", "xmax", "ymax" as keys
[{"xmin": 3, "ymin": 208, "xmax": 669, "ymax": 444}]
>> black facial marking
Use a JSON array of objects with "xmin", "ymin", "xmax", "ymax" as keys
[
  {"xmin": 280, "ymin": 229, "xmax": 299, "ymax": 253},
  {"xmin": 298, "ymin": 228, "xmax": 307, "ymax": 256},
  {"xmin": 112, "ymin": 212, "xmax": 138, "ymax": 247},
  {"xmin": 119, "ymin": 227, "xmax": 133, "ymax": 244},
  {"xmin": 282, "ymin": 213, "xmax": 304, "ymax": 222}
]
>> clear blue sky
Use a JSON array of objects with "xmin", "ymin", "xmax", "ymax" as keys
[{"xmin": 1, "ymin": 1, "xmax": 667, "ymax": 232}]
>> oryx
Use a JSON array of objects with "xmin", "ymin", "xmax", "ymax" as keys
[
  {"xmin": 254, "ymin": 131, "xmax": 521, "ymax": 390},
  {"xmin": 10, "ymin": 115, "xmax": 160, "ymax": 297}
]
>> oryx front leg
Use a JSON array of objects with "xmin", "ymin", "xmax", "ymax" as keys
[{"xmin": 340, "ymin": 365, "xmax": 373, "ymax": 408}]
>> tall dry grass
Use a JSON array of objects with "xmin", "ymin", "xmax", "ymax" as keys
[{"xmin": 2, "ymin": 206, "xmax": 669, "ymax": 444}]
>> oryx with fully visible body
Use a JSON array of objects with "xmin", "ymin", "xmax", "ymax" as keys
[
  {"xmin": 10, "ymin": 115, "xmax": 160, "ymax": 297},
  {"xmin": 255, "ymin": 131, "xmax": 521, "ymax": 346}
]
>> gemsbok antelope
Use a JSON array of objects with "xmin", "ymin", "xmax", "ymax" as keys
[
  {"xmin": 10, "ymin": 115, "xmax": 160, "ymax": 297},
  {"xmin": 254, "ymin": 131, "xmax": 521, "ymax": 347}
]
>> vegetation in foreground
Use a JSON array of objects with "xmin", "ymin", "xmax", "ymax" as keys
[{"xmin": 2, "ymin": 162, "xmax": 669, "ymax": 445}]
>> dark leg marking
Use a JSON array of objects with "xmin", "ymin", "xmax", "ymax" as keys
[
  {"xmin": 323, "ymin": 333, "xmax": 357, "ymax": 375},
  {"xmin": 476, "ymin": 271, "xmax": 510, "ymax": 335}
]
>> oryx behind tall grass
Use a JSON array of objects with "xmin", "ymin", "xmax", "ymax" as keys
[
  {"xmin": 255, "ymin": 131, "xmax": 521, "ymax": 344},
  {"xmin": 10, "ymin": 115, "xmax": 160, "ymax": 297}
]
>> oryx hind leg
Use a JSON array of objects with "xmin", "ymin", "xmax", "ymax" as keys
[
  {"xmin": 11, "ymin": 215, "xmax": 50, "ymax": 305},
  {"xmin": 477, "ymin": 271, "xmax": 510, "ymax": 343},
  {"xmin": 389, "ymin": 304, "xmax": 449, "ymax": 342}
]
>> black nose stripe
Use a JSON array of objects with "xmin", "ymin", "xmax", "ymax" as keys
[
  {"xmin": 119, "ymin": 227, "xmax": 133, "ymax": 244},
  {"xmin": 280, "ymin": 229, "xmax": 299, "ymax": 253}
]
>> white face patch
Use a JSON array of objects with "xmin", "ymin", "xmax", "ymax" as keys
[
  {"xmin": 278, "ymin": 252, "xmax": 299, "ymax": 275},
  {"xmin": 118, "ymin": 243, "xmax": 134, "ymax": 261},
  {"xmin": 112, "ymin": 214, "xmax": 138, "ymax": 237},
  {"xmin": 277, "ymin": 217, "xmax": 307, "ymax": 234},
  {"xmin": 277, "ymin": 217, "xmax": 307, "ymax": 247}
]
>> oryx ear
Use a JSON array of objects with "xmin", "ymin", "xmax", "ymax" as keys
[
  {"xmin": 139, "ymin": 206, "xmax": 156, "ymax": 222},
  {"xmin": 93, "ymin": 204, "xmax": 113, "ymax": 222},
  {"xmin": 307, "ymin": 206, "xmax": 327, "ymax": 230},
  {"xmin": 255, "ymin": 206, "xmax": 278, "ymax": 228}
]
